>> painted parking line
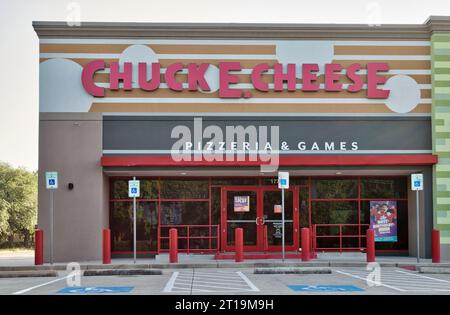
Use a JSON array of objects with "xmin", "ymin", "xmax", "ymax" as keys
[
  {"xmin": 335, "ymin": 268, "xmax": 450, "ymax": 292},
  {"xmin": 162, "ymin": 270, "xmax": 259, "ymax": 293},
  {"xmin": 12, "ymin": 274, "xmax": 75, "ymax": 295}
]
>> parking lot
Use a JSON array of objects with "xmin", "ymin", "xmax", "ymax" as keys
[{"xmin": 2, "ymin": 266, "xmax": 450, "ymax": 295}]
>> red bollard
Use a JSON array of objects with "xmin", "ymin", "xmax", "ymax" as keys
[
  {"xmin": 432, "ymin": 229, "xmax": 441, "ymax": 263},
  {"xmin": 34, "ymin": 229, "xmax": 43, "ymax": 265},
  {"xmin": 102, "ymin": 229, "xmax": 111, "ymax": 264},
  {"xmin": 301, "ymin": 228, "xmax": 310, "ymax": 261},
  {"xmin": 169, "ymin": 228, "xmax": 178, "ymax": 263},
  {"xmin": 366, "ymin": 229, "xmax": 375, "ymax": 262},
  {"xmin": 235, "ymin": 228, "xmax": 244, "ymax": 262},
  {"xmin": 309, "ymin": 226, "xmax": 317, "ymax": 259}
]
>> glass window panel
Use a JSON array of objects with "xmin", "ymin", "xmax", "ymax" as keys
[
  {"xmin": 110, "ymin": 201, "xmax": 132, "ymax": 251},
  {"xmin": 160, "ymin": 201, "xmax": 209, "ymax": 225},
  {"xmin": 360, "ymin": 178, "xmax": 407, "ymax": 199},
  {"xmin": 111, "ymin": 180, "xmax": 129, "ymax": 199},
  {"xmin": 211, "ymin": 187, "xmax": 221, "ymax": 225},
  {"xmin": 160, "ymin": 180, "xmax": 209, "ymax": 199},
  {"xmin": 140, "ymin": 180, "xmax": 158, "ymax": 199},
  {"xmin": 311, "ymin": 179, "xmax": 358, "ymax": 199},
  {"xmin": 110, "ymin": 201, "xmax": 158, "ymax": 252},
  {"xmin": 311, "ymin": 201, "xmax": 358, "ymax": 225}
]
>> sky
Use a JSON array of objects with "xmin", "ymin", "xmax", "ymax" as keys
[{"xmin": 1, "ymin": 0, "xmax": 450, "ymax": 171}]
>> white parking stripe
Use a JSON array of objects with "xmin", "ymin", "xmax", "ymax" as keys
[
  {"xmin": 334, "ymin": 269, "xmax": 405, "ymax": 292},
  {"xmin": 12, "ymin": 274, "xmax": 74, "ymax": 295},
  {"xmin": 237, "ymin": 272, "xmax": 260, "ymax": 292},
  {"xmin": 162, "ymin": 272, "xmax": 179, "ymax": 293},
  {"xmin": 395, "ymin": 269, "xmax": 450, "ymax": 284}
]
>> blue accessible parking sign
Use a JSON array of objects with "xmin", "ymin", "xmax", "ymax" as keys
[
  {"xmin": 288, "ymin": 285, "xmax": 364, "ymax": 292},
  {"xmin": 57, "ymin": 287, "xmax": 134, "ymax": 294}
]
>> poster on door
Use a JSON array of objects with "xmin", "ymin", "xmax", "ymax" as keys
[
  {"xmin": 234, "ymin": 196, "xmax": 250, "ymax": 212},
  {"xmin": 274, "ymin": 204, "xmax": 282, "ymax": 214},
  {"xmin": 369, "ymin": 201, "xmax": 398, "ymax": 242}
]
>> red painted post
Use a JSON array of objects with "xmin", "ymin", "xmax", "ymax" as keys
[
  {"xmin": 366, "ymin": 229, "xmax": 375, "ymax": 262},
  {"xmin": 432, "ymin": 229, "xmax": 441, "ymax": 263},
  {"xmin": 169, "ymin": 228, "xmax": 178, "ymax": 263},
  {"xmin": 309, "ymin": 226, "xmax": 317, "ymax": 259},
  {"xmin": 301, "ymin": 227, "xmax": 310, "ymax": 261},
  {"xmin": 235, "ymin": 228, "xmax": 244, "ymax": 262},
  {"xmin": 34, "ymin": 229, "xmax": 43, "ymax": 265},
  {"xmin": 102, "ymin": 229, "xmax": 111, "ymax": 264}
]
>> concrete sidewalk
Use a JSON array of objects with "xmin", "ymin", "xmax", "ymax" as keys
[{"xmin": 0, "ymin": 252, "xmax": 449, "ymax": 271}]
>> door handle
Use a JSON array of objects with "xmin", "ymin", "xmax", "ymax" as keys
[{"xmin": 256, "ymin": 217, "xmax": 265, "ymax": 226}]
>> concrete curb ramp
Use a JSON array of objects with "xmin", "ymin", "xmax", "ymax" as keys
[
  {"xmin": 254, "ymin": 267, "xmax": 332, "ymax": 274},
  {"xmin": 0, "ymin": 270, "xmax": 58, "ymax": 278},
  {"xmin": 83, "ymin": 269, "xmax": 163, "ymax": 276},
  {"xmin": 417, "ymin": 266, "xmax": 450, "ymax": 274}
]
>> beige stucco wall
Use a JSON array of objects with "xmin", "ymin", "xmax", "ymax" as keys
[{"xmin": 38, "ymin": 112, "xmax": 108, "ymax": 263}]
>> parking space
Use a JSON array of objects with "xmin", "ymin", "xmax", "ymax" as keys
[
  {"xmin": 2, "ymin": 267, "xmax": 450, "ymax": 295},
  {"xmin": 163, "ymin": 270, "xmax": 260, "ymax": 294},
  {"xmin": 335, "ymin": 268, "xmax": 450, "ymax": 293}
]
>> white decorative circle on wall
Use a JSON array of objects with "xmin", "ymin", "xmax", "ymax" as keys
[
  {"xmin": 40, "ymin": 58, "xmax": 93, "ymax": 112},
  {"xmin": 200, "ymin": 64, "xmax": 220, "ymax": 93},
  {"xmin": 383, "ymin": 75, "xmax": 421, "ymax": 114},
  {"xmin": 275, "ymin": 41, "xmax": 334, "ymax": 78},
  {"xmin": 119, "ymin": 44, "xmax": 158, "ymax": 84}
]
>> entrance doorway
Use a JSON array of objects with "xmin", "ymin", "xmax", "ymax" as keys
[{"xmin": 220, "ymin": 186, "xmax": 299, "ymax": 252}]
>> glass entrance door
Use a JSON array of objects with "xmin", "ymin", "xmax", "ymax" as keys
[
  {"xmin": 221, "ymin": 187, "xmax": 260, "ymax": 252},
  {"xmin": 262, "ymin": 187, "xmax": 299, "ymax": 252},
  {"xmin": 221, "ymin": 186, "xmax": 299, "ymax": 253}
]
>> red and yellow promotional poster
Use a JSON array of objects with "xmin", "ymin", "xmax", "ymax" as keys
[{"xmin": 369, "ymin": 201, "xmax": 398, "ymax": 242}]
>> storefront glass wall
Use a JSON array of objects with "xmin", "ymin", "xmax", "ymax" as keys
[{"xmin": 109, "ymin": 176, "xmax": 408, "ymax": 254}]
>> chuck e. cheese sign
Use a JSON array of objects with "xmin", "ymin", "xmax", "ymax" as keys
[{"xmin": 81, "ymin": 60, "xmax": 390, "ymax": 99}]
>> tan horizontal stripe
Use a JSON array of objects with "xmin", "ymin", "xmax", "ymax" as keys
[
  {"xmin": 94, "ymin": 73, "xmax": 431, "ymax": 84},
  {"xmin": 103, "ymin": 88, "xmax": 431, "ymax": 99},
  {"xmin": 89, "ymin": 103, "xmax": 431, "ymax": 113},
  {"xmin": 40, "ymin": 44, "xmax": 276, "ymax": 55},
  {"xmin": 334, "ymin": 46, "xmax": 430, "ymax": 55},
  {"xmin": 332, "ymin": 60, "xmax": 430, "ymax": 69},
  {"xmin": 152, "ymin": 44, "xmax": 276, "ymax": 54},
  {"xmin": 41, "ymin": 57, "xmax": 431, "ymax": 72}
]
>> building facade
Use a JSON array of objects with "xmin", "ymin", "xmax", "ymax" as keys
[{"xmin": 34, "ymin": 17, "xmax": 450, "ymax": 262}]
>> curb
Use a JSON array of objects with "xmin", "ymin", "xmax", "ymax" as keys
[
  {"xmin": 417, "ymin": 266, "xmax": 450, "ymax": 274},
  {"xmin": 0, "ymin": 270, "xmax": 58, "ymax": 278},
  {"xmin": 83, "ymin": 269, "xmax": 163, "ymax": 276},
  {"xmin": 254, "ymin": 267, "xmax": 332, "ymax": 274}
]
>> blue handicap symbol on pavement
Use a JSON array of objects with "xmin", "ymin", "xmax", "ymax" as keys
[
  {"xmin": 57, "ymin": 286, "xmax": 134, "ymax": 294},
  {"xmin": 288, "ymin": 285, "xmax": 364, "ymax": 292}
]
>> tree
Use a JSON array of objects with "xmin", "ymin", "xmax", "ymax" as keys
[{"xmin": 0, "ymin": 162, "xmax": 37, "ymax": 247}]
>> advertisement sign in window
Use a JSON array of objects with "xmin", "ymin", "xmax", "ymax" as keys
[
  {"xmin": 274, "ymin": 204, "xmax": 282, "ymax": 214},
  {"xmin": 369, "ymin": 201, "xmax": 398, "ymax": 242},
  {"xmin": 234, "ymin": 196, "xmax": 250, "ymax": 212}
]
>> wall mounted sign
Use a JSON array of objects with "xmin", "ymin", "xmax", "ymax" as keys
[
  {"xmin": 234, "ymin": 196, "xmax": 250, "ymax": 212},
  {"xmin": 82, "ymin": 61, "xmax": 390, "ymax": 99},
  {"xmin": 369, "ymin": 200, "xmax": 398, "ymax": 242}
]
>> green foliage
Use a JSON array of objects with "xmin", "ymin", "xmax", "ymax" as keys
[{"xmin": 0, "ymin": 162, "xmax": 37, "ymax": 247}]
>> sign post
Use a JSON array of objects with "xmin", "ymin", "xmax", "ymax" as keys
[
  {"xmin": 278, "ymin": 172, "xmax": 289, "ymax": 261},
  {"xmin": 411, "ymin": 173, "xmax": 423, "ymax": 263},
  {"xmin": 45, "ymin": 171, "xmax": 58, "ymax": 265},
  {"xmin": 128, "ymin": 177, "xmax": 140, "ymax": 264}
]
